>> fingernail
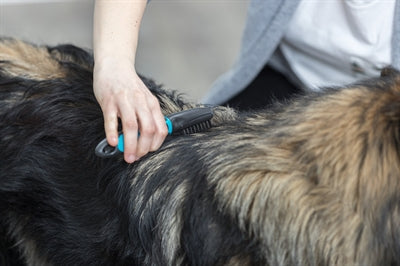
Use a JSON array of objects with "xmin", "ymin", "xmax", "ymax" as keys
[
  {"xmin": 126, "ymin": 155, "xmax": 136, "ymax": 163},
  {"xmin": 110, "ymin": 136, "xmax": 118, "ymax": 146}
]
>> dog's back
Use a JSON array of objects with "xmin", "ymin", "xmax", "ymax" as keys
[{"xmin": 1, "ymin": 38, "xmax": 400, "ymax": 265}]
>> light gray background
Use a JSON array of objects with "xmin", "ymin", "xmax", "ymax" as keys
[{"xmin": 0, "ymin": 0, "xmax": 249, "ymax": 102}]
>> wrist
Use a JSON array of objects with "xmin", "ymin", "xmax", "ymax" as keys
[{"xmin": 94, "ymin": 55, "xmax": 136, "ymax": 71}]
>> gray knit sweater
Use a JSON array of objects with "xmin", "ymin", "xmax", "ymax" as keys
[{"xmin": 202, "ymin": 0, "xmax": 400, "ymax": 105}]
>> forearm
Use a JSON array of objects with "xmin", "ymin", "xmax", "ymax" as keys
[{"xmin": 93, "ymin": 0, "xmax": 147, "ymax": 64}]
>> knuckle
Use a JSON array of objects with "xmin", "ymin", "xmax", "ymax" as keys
[
  {"xmin": 140, "ymin": 124, "xmax": 156, "ymax": 136},
  {"xmin": 159, "ymin": 125, "xmax": 169, "ymax": 137},
  {"xmin": 148, "ymin": 95, "xmax": 160, "ymax": 107},
  {"xmin": 123, "ymin": 119, "xmax": 138, "ymax": 130},
  {"xmin": 104, "ymin": 114, "xmax": 117, "ymax": 125},
  {"xmin": 132, "ymin": 89, "xmax": 146, "ymax": 100}
]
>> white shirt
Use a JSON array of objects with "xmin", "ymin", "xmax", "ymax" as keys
[{"xmin": 277, "ymin": 0, "xmax": 396, "ymax": 90}]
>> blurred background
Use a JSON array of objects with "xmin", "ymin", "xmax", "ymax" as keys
[{"xmin": 0, "ymin": 0, "xmax": 249, "ymax": 102}]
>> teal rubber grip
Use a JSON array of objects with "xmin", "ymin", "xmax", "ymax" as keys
[{"xmin": 117, "ymin": 116, "xmax": 173, "ymax": 152}]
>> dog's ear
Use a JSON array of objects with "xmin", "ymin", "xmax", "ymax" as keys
[{"xmin": 380, "ymin": 67, "xmax": 399, "ymax": 77}]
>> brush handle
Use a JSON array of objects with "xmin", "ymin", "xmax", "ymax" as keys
[
  {"xmin": 117, "ymin": 107, "xmax": 213, "ymax": 152},
  {"xmin": 95, "ymin": 107, "xmax": 213, "ymax": 157},
  {"xmin": 117, "ymin": 117, "xmax": 173, "ymax": 152}
]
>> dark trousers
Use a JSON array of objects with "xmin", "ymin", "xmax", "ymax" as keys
[{"xmin": 222, "ymin": 65, "xmax": 302, "ymax": 111}]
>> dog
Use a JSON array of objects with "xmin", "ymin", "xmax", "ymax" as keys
[{"xmin": 1, "ymin": 38, "xmax": 400, "ymax": 265}]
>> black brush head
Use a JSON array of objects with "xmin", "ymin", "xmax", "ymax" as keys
[
  {"xmin": 181, "ymin": 120, "xmax": 212, "ymax": 135},
  {"xmin": 168, "ymin": 107, "xmax": 213, "ymax": 135},
  {"xmin": 95, "ymin": 107, "xmax": 214, "ymax": 157}
]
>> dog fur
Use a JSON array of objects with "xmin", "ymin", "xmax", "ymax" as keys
[{"xmin": 0, "ymin": 38, "xmax": 400, "ymax": 265}]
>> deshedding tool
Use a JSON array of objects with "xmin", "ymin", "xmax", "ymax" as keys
[{"xmin": 95, "ymin": 107, "xmax": 214, "ymax": 158}]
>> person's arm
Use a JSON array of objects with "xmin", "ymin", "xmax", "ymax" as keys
[{"xmin": 93, "ymin": 0, "xmax": 168, "ymax": 163}]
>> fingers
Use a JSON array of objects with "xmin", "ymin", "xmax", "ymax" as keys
[
  {"xmin": 121, "ymin": 90, "xmax": 168, "ymax": 163},
  {"xmin": 102, "ymin": 90, "xmax": 167, "ymax": 164},
  {"xmin": 93, "ymin": 59, "xmax": 167, "ymax": 163},
  {"xmin": 144, "ymin": 94, "xmax": 169, "ymax": 152},
  {"xmin": 103, "ymin": 103, "xmax": 119, "ymax": 148},
  {"xmin": 119, "ymin": 108, "xmax": 139, "ymax": 163}
]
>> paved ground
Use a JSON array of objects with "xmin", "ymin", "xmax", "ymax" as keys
[{"xmin": 0, "ymin": 0, "xmax": 249, "ymax": 102}]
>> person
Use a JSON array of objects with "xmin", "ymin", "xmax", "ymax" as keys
[
  {"xmin": 93, "ymin": 0, "xmax": 168, "ymax": 164},
  {"xmin": 93, "ymin": 0, "xmax": 400, "ymax": 163},
  {"xmin": 204, "ymin": 0, "xmax": 400, "ymax": 110}
]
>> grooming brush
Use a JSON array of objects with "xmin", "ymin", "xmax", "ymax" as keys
[{"xmin": 95, "ymin": 107, "xmax": 214, "ymax": 158}]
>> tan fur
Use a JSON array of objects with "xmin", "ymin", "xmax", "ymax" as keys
[
  {"xmin": 202, "ymin": 80, "xmax": 400, "ymax": 265},
  {"xmin": 1, "ymin": 38, "xmax": 400, "ymax": 265},
  {"xmin": 0, "ymin": 39, "xmax": 65, "ymax": 80}
]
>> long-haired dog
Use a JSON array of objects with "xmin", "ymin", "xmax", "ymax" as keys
[{"xmin": 1, "ymin": 38, "xmax": 400, "ymax": 266}]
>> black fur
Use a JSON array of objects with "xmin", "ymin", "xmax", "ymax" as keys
[
  {"xmin": 0, "ymin": 42, "xmax": 256, "ymax": 265},
  {"xmin": 1, "ymin": 39, "xmax": 400, "ymax": 265}
]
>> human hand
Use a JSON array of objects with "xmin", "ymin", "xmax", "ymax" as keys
[{"xmin": 93, "ymin": 57, "xmax": 168, "ymax": 163}]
